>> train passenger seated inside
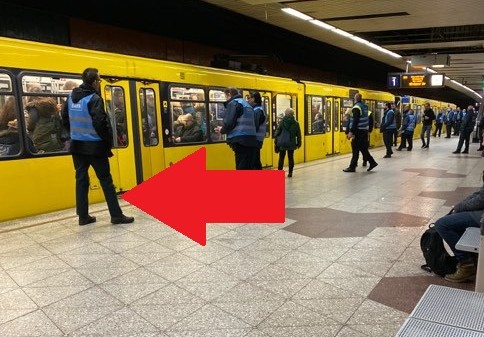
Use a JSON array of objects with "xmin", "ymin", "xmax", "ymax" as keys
[
  {"xmin": 172, "ymin": 113, "xmax": 202, "ymax": 143},
  {"xmin": 0, "ymin": 119, "xmax": 37, "ymax": 155},
  {"xmin": 25, "ymin": 97, "xmax": 64, "ymax": 152},
  {"xmin": 434, "ymin": 170, "xmax": 484, "ymax": 283},
  {"xmin": 312, "ymin": 112, "xmax": 325, "ymax": 133}
]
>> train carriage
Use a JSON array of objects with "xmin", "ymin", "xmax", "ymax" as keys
[{"xmin": 0, "ymin": 36, "xmax": 458, "ymax": 222}]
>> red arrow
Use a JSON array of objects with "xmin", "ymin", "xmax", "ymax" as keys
[{"xmin": 122, "ymin": 147, "xmax": 285, "ymax": 245}]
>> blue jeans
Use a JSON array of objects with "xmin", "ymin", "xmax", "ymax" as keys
[{"xmin": 434, "ymin": 211, "xmax": 481, "ymax": 262}]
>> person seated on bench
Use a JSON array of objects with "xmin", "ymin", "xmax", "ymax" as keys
[{"xmin": 435, "ymin": 170, "xmax": 483, "ymax": 283}]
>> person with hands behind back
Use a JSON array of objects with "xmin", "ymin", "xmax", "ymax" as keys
[{"xmin": 62, "ymin": 67, "xmax": 134, "ymax": 226}]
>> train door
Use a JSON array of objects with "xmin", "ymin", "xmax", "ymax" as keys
[
  {"xmin": 324, "ymin": 97, "xmax": 335, "ymax": 154},
  {"xmin": 134, "ymin": 82, "xmax": 164, "ymax": 182},
  {"xmin": 260, "ymin": 93, "xmax": 272, "ymax": 168},
  {"xmin": 101, "ymin": 79, "xmax": 137, "ymax": 191},
  {"xmin": 331, "ymin": 97, "xmax": 341, "ymax": 154},
  {"xmin": 242, "ymin": 89, "xmax": 273, "ymax": 168}
]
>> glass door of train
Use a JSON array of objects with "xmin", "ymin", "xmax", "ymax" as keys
[
  {"xmin": 101, "ymin": 79, "xmax": 138, "ymax": 191},
  {"xmin": 330, "ymin": 97, "xmax": 341, "ymax": 154},
  {"xmin": 134, "ymin": 82, "xmax": 164, "ymax": 182},
  {"xmin": 242, "ymin": 90, "xmax": 273, "ymax": 168}
]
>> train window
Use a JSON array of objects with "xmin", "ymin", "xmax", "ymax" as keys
[
  {"xmin": 308, "ymin": 96, "xmax": 325, "ymax": 135},
  {"xmin": 20, "ymin": 74, "xmax": 80, "ymax": 154},
  {"xmin": 374, "ymin": 101, "xmax": 385, "ymax": 128},
  {"xmin": 262, "ymin": 95, "xmax": 270, "ymax": 138},
  {"xmin": 341, "ymin": 98, "xmax": 353, "ymax": 131},
  {"xmin": 169, "ymin": 85, "xmax": 206, "ymax": 144},
  {"xmin": 105, "ymin": 86, "xmax": 128, "ymax": 147},
  {"xmin": 324, "ymin": 99, "xmax": 331, "ymax": 133},
  {"xmin": 139, "ymin": 88, "xmax": 158, "ymax": 146},
  {"xmin": 273, "ymin": 94, "xmax": 292, "ymax": 133},
  {"xmin": 0, "ymin": 94, "xmax": 22, "ymax": 157},
  {"xmin": 208, "ymin": 89, "xmax": 226, "ymax": 142},
  {"xmin": 0, "ymin": 73, "xmax": 13, "ymax": 92},
  {"xmin": 333, "ymin": 99, "xmax": 339, "ymax": 132}
]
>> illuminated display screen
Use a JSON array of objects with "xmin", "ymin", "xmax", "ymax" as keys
[
  {"xmin": 401, "ymin": 73, "xmax": 445, "ymax": 88},
  {"xmin": 387, "ymin": 74, "xmax": 401, "ymax": 89}
]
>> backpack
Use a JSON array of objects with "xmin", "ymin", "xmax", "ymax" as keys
[
  {"xmin": 420, "ymin": 223, "xmax": 457, "ymax": 277},
  {"xmin": 276, "ymin": 127, "xmax": 292, "ymax": 149}
]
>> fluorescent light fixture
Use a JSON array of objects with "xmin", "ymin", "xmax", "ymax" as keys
[
  {"xmin": 310, "ymin": 19, "xmax": 334, "ymax": 30},
  {"xmin": 281, "ymin": 8, "xmax": 313, "ymax": 21},
  {"xmin": 281, "ymin": 9, "xmax": 401, "ymax": 59}
]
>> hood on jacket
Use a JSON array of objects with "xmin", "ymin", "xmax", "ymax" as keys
[
  {"xmin": 26, "ymin": 97, "xmax": 58, "ymax": 118},
  {"xmin": 70, "ymin": 83, "xmax": 97, "ymax": 104}
]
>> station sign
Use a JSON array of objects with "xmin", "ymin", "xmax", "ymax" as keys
[{"xmin": 387, "ymin": 73, "xmax": 445, "ymax": 89}]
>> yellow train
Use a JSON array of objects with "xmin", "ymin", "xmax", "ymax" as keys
[{"xmin": 0, "ymin": 37, "xmax": 455, "ymax": 221}]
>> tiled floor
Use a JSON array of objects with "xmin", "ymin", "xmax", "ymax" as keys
[{"xmin": 0, "ymin": 135, "xmax": 482, "ymax": 337}]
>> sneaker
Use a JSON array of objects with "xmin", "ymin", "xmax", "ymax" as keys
[
  {"xmin": 342, "ymin": 167, "xmax": 356, "ymax": 172},
  {"xmin": 111, "ymin": 215, "xmax": 135, "ymax": 224},
  {"xmin": 79, "ymin": 215, "xmax": 96, "ymax": 226},
  {"xmin": 444, "ymin": 261, "xmax": 476, "ymax": 283},
  {"xmin": 367, "ymin": 162, "xmax": 378, "ymax": 172}
]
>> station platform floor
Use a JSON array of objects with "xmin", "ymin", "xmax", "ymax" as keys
[{"xmin": 0, "ymin": 135, "xmax": 482, "ymax": 337}]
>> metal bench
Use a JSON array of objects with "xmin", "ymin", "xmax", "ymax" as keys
[
  {"xmin": 456, "ymin": 227, "xmax": 480, "ymax": 253},
  {"xmin": 395, "ymin": 285, "xmax": 484, "ymax": 337}
]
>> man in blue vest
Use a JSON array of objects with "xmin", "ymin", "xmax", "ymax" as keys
[
  {"xmin": 343, "ymin": 93, "xmax": 378, "ymax": 172},
  {"xmin": 221, "ymin": 87, "xmax": 259, "ymax": 169},
  {"xmin": 62, "ymin": 68, "xmax": 134, "ymax": 226}
]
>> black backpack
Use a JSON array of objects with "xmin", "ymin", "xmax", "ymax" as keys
[{"xmin": 420, "ymin": 223, "xmax": 458, "ymax": 277}]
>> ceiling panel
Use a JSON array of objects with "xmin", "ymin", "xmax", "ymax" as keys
[{"xmin": 203, "ymin": 0, "xmax": 484, "ymax": 100}]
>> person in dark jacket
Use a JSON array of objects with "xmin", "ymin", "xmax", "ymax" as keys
[
  {"xmin": 0, "ymin": 119, "xmax": 37, "ymax": 155},
  {"xmin": 420, "ymin": 102, "xmax": 436, "ymax": 148},
  {"xmin": 248, "ymin": 91, "xmax": 266, "ymax": 169},
  {"xmin": 26, "ymin": 97, "xmax": 64, "ymax": 152},
  {"xmin": 221, "ymin": 87, "xmax": 259, "ymax": 170},
  {"xmin": 343, "ymin": 93, "xmax": 378, "ymax": 172},
  {"xmin": 275, "ymin": 108, "xmax": 301, "ymax": 177},
  {"xmin": 61, "ymin": 67, "xmax": 134, "ymax": 226},
  {"xmin": 453, "ymin": 105, "xmax": 477, "ymax": 154},
  {"xmin": 172, "ymin": 113, "xmax": 202, "ymax": 143},
  {"xmin": 435, "ymin": 170, "xmax": 484, "ymax": 282}
]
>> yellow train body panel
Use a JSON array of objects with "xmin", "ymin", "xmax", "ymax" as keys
[{"xmin": 0, "ymin": 37, "xmax": 456, "ymax": 222}]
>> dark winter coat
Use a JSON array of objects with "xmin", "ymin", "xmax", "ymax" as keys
[{"xmin": 275, "ymin": 115, "xmax": 301, "ymax": 151}]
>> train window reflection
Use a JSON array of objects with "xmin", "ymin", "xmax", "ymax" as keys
[
  {"xmin": 169, "ymin": 85, "xmax": 206, "ymax": 144},
  {"xmin": 309, "ymin": 96, "xmax": 325, "ymax": 134},
  {"xmin": 0, "ymin": 74, "xmax": 13, "ymax": 92},
  {"xmin": 0, "ymin": 94, "xmax": 22, "ymax": 156},
  {"xmin": 208, "ymin": 89, "xmax": 226, "ymax": 142},
  {"xmin": 20, "ymin": 74, "xmax": 79, "ymax": 154},
  {"xmin": 105, "ymin": 86, "xmax": 128, "ymax": 147},
  {"xmin": 139, "ymin": 88, "xmax": 158, "ymax": 146}
]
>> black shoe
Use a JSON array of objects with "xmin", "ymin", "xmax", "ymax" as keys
[
  {"xmin": 452, "ymin": 150, "xmax": 461, "ymax": 154},
  {"xmin": 79, "ymin": 215, "xmax": 96, "ymax": 226},
  {"xmin": 287, "ymin": 173, "xmax": 292, "ymax": 177},
  {"xmin": 423, "ymin": 145, "xmax": 429, "ymax": 148},
  {"xmin": 421, "ymin": 144, "xmax": 426, "ymax": 148},
  {"xmin": 407, "ymin": 148, "xmax": 412, "ymax": 151},
  {"xmin": 111, "ymin": 215, "xmax": 135, "ymax": 224},
  {"xmin": 396, "ymin": 148, "xmax": 402, "ymax": 151},
  {"xmin": 477, "ymin": 147, "xmax": 484, "ymax": 151},
  {"xmin": 462, "ymin": 150, "xmax": 469, "ymax": 154},
  {"xmin": 342, "ymin": 167, "xmax": 355, "ymax": 172},
  {"xmin": 367, "ymin": 162, "xmax": 378, "ymax": 172},
  {"xmin": 362, "ymin": 161, "xmax": 367, "ymax": 167},
  {"xmin": 383, "ymin": 154, "xmax": 391, "ymax": 158}
]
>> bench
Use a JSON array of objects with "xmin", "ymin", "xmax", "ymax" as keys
[
  {"xmin": 456, "ymin": 226, "xmax": 480, "ymax": 253},
  {"xmin": 395, "ymin": 284, "xmax": 484, "ymax": 337}
]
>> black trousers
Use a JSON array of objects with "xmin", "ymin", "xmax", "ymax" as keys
[
  {"xmin": 72, "ymin": 154, "xmax": 123, "ymax": 218},
  {"xmin": 278, "ymin": 149, "xmax": 294, "ymax": 173},
  {"xmin": 232, "ymin": 143, "xmax": 258, "ymax": 170},
  {"xmin": 349, "ymin": 130, "xmax": 375, "ymax": 168}
]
